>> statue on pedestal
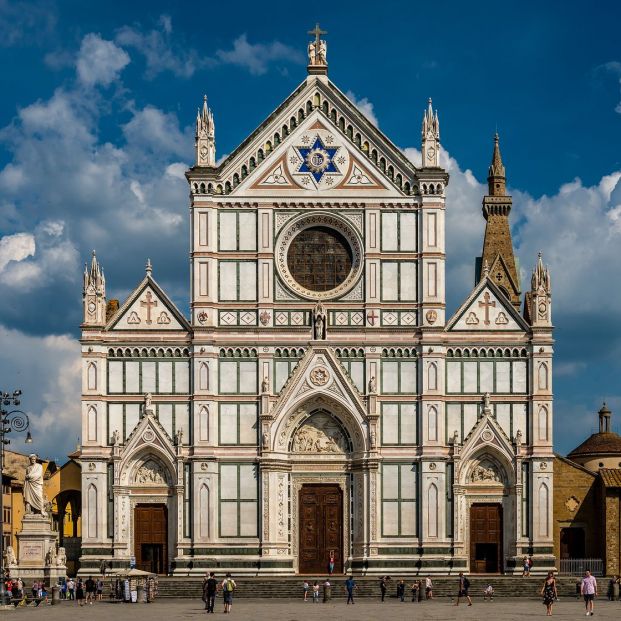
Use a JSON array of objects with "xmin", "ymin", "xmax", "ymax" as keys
[
  {"xmin": 313, "ymin": 302, "xmax": 326, "ymax": 340},
  {"xmin": 24, "ymin": 454, "xmax": 47, "ymax": 517}
]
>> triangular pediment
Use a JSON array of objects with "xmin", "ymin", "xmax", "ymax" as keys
[
  {"xmin": 270, "ymin": 346, "xmax": 368, "ymax": 424},
  {"xmin": 119, "ymin": 410, "xmax": 176, "ymax": 485},
  {"xmin": 107, "ymin": 275, "xmax": 190, "ymax": 332},
  {"xmin": 446, "ymin": 277, "xmax": 529, "ymax": 332},
  {"xmin": 200, "ymin": 77, "xmax": 425, "ymax": 198}
]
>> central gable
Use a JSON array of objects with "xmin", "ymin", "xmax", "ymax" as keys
[{"xmin": 211, "ymin": 77, "xmax": 420, "ymax": 198}]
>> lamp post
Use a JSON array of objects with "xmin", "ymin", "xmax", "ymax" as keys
[{"xmin": 0, "ymin": 390, "xmax": 32, "ymax": 603}]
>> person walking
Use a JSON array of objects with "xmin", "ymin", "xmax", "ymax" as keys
[
  {"xmin": 303, "ymin": 580, "xmax": 309, "ymax": 601},
  {"xmin": 76, "ymin": 578, "xmax": 85, "ymax": 606},
  {"xmin": 581, "ymin": 569, "xmax": 597, "ymax": 616},
  {"xmin": 379, "ymin": 575, "xmax": 388, "ymax": 602},
  {"xmin": 454, "ymin": 572, "xmax": 472, "ymax": 606},
  {"xmin": 221, "ymin": 572, "xmax": 236, "ymax": 614},
  {"xmin": 541, "ymin": 571, "xmax": 557, "ymax": 616},
  {"xmin": 396, "ymin": 580, "xmax": 405, "ymax": 602},
  {"xmin": 345, "ymin": 576, "xmax": 356, "ymax": 604},
  {"xmin": 85, "ymin": 576, "xmax": 96, "ymax": 605},
  {"xmin": 96, "ymin": 577, "xmax": 104, "ymax": 600},
  {"xmin": 203, "ymin": 572, "xmax": 217, "ymax": 613},
  {"xmin": 67, "ymin": 577, "xmax": 75, "ymax": 600},
  {"xmin": 425, "ymin": 575, "xmax": 433, "ymax": 599},
  {"xmin": 312, "ymin": 581, "xmax": 320, "ymax": 603}
]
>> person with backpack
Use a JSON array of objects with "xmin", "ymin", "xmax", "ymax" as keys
[
  {"xmin": 454, "ymin": 572, "xmax": 472, "ymax": 606},
  {"xmin": 221, "ymin": 573, "xmax": 236, "ymax": 614}
]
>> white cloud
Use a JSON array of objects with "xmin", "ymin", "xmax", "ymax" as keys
[
  {"xmin": 0, "ymin": 0, "xmax": 56, "ymax": 48},
  {"xmin": 216, "ymin": 34, "xmax": 305, "ymax": 76},
  {"xmin": 76, "ymin": 33, "xmax": 130, "ymax": 87},
  {"xmin": 346, "ymin": 90, "xmax": 379, "ymax": 127},
  {"xmin": 115, "ymin": 16, "xmax": 208, "ymax": 79},
  {"xmin": 0, "ymin": 232, "xmax": 35, "ymax": 271}
]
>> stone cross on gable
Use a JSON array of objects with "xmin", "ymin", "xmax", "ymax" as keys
[
  {"xmin": 307, "ymin": 23, "xmax": 327, "ymax": 66},
  {"xmin": 478, "ymin": 291, "xmax": 496, "ymax": 326},
  {"xmin": 140, "ymin": 290, "xmax": 158, "ymax": 324}
]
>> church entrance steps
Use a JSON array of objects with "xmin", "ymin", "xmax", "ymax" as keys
[{"xmin": 155, "ymin": 576, "xmax": 581, "ymax": 599}]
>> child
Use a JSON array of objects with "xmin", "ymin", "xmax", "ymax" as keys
[
  {"xmin": 312, "ymin": 581, "xmax": 320, "ymax": 603},
  {"xmin": 303, "ymin": 580, "xmax": 309, "ymax": 601}
]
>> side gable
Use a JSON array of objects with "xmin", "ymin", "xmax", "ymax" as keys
[
  {"xmin": 446, "ymin": 277, "xmax": 529, "ymax": 332},
  {"xmin": 107, "ymin": 274, "xmax": 191, "ymax": 332}
]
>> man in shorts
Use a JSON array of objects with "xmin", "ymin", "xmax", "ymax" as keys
[
  {"xmin": 581, "ymin": 569, "xmax": 598, "ymax": 616},
  {"xmin": 221, "ymin": 573, "xmax": 236, "ymax": 613},
  {"xmin": 85, "ymin": 576, "xmax": 96, "ymax": 605},
  {"xmin": 454, "ymin": 572, "xmax": 472, "ymax": 606}
]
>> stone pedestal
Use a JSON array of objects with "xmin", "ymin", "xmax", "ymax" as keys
[{"xmin": 12, "ymin": 514, "xmax": 66, "ymax": 582}]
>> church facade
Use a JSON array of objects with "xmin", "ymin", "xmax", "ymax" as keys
[{"xmin": 79, "ymin": 31, "xmax": 555, "ymax": 575}]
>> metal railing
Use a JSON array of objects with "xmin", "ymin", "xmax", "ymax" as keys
[{"xmin": 559, "ymin": 558, "xmax": 604, "ymax": 576}]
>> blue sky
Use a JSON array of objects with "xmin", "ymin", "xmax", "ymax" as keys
[{"xmin": 0, "ymin": 0, "xmax": 620, "ymax": 461}]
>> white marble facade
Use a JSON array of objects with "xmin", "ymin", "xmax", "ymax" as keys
[{"xmin": 78, "ymin": 36, "xmax": 554, "ymax": 575}]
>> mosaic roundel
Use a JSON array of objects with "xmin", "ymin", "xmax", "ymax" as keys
[{"xmin": 286, "ymin": 129, "xmax": 350, "ymax": 190}]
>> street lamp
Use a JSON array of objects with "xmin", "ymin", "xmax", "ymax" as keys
[{"xmin": 1, "ymin": 390, "xmax": 32, "ymax": 603}]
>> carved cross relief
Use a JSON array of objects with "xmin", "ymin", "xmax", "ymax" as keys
[{"xmin": 140, "ymin": 291, "xmax": 158, "ymax": 324}]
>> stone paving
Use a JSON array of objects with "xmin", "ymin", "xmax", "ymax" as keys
[{"xmin": 4, "ymin": 597, "xmax": 621, "ymax": 620}]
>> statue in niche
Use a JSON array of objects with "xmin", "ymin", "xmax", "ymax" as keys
[
  {"xmin": 313, "ymin": 302, "xmax": 327, "ymax": 340},
  {"xmin": 134, "ymin": 459, "xmax": 168, "ymax": 485},
  {"xmin": 470, "ymin": 460, "xmax": 502, "ymax": 483},
  {"xmin": 370, "ymin": 427, "xmax": 376, "ymax": 448},
  {"xmin": 175, "ymin": 428, "xmax": 184, "ymax": 446},
  {"xmin": 144, "ymin": 392, "xmax": 154, "ymax": 416},
  {"xmin": 261, "ymin": 376, "xmax": 269, "ymax": 394},
  {"xmin": 292, "ymin": 412, "xmax": 348, "ymax": 454},
  {"xmin": 515, "ymin": 429, "xmax": 523, "ymax": 446},
  {"xmin": 262, "ymin": 430, "xmax": 269, "ymax": 450},
  {"xmin": 111, "ymin": 429, "xmax": 121, "ymax": 446},
  {"xmin": 368, "ymin": 376, "xmax": 377, "ymax": 394}
]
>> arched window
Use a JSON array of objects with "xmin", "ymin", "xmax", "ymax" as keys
[
  {"xmin": 538, "ymin": 483, "xmax": 549, "ymax": 536},
  {"xmin": 428, "ymin": 362, "xmax": 438, "ymax": 391},
  {"xmin": 87, "ymin": 362, "xmax": 97, "ymax": 390},
  {"xmin": 199, "ymin": 362, "xmax": 209, "ymax": 391},
  {"xmin": 87, "ymin": 484, "xmax": 97, "ymax": 538},
  {"xmin": 199, "ymin": 484, "xmax": 210, "ymax": 539},
  {"xmin": 538, "ymin": 363, "xmax": 549, "ymax": 390},
  {"xmin": 87, "ymin": 406, "xmax": 97, "ymax": 442},
  {"xmin": 538, "ymin": 406, "xmax": 548, "ymax": 441},
  {"xmin": 428, "ymin": 405, "xmax": 438, "ymax": 441},
  {"xmin": 199, "ymin": 405, "xmax": 209, "ymax": 442},
  {"xmin": 427, "ymin": 483, "xmax": 439, "ymax": 537}
]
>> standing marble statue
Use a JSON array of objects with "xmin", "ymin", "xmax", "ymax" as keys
[{"xmin": 24, "ymin": 453, "xmax": 47, "ymax": 516}]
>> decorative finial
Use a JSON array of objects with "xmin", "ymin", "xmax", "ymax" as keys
[{"xmin": 146, "ymin": 258, "xmax": 152, "ymax": 275}]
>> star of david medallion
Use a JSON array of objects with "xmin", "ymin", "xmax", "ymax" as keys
[{"xmin": 287, "ymin": 129, "xmax": 349, "ymax": 190}]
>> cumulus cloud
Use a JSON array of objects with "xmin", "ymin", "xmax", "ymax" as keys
[
  {"xmin": 76, "ymin": 33, "xmax": 130, "ymax": 87},
  {"xmin": 0, "ymin": 232, "xmax": 35, "ymax": 271},
  {"xmin": 346, "ymin": 90, "xmax": 379, "ymax": 127},
  {"xmin": 216, "ymin": 34, "xmax": 305, "ymax": 76},
  {"xmin": 116, "ymin": 15, "xmax": 209, "ymax": 79}
]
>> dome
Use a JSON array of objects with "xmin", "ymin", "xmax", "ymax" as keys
[{"xmin": 568, "ymin": 431, "xmax": 621, "ymax": 459}]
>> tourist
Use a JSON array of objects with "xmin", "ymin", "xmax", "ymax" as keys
[
  {"xmin": 203, "ymin": 572, "xmax": 218, "ymax": 614},
  {"xmin": 607, "ymin": 575, "xmax": 617, "ymax": 601},
  {"xmin": 483, "ymin": 584, "xmax": 494, "ymax": 601},
  {"xmin": 221, "ymin": 572, "xmax": 235, "ymax": 614},
  {"xmin": 345, "ymin": 575, "xmax": 356, "ymax": 604},
  {"xmin": 396, "ymin": 579, "xmax": 405, "ymax": 602},
  {"xmin": 522, "ymin": 556, "xmax": 530, "ymax": 577},
  {"xmin": 417, "ymin": 579, "xmax": 424, "ymax": 602},
  {"xmin": 67, "ymin": 577, "xmax": 75, "ymax": 600},
  {"xmin": 60, "ymin": 579, "xmax": 67, "ymax": 600},
  {"xmin": 312, "ymin": 581, "xmax": 320, "ymax": 603},
  {"xmin": 76, "ymin": 578, "xmax": 85, "ymax": 606},
  {"xmin": 379, "ymin": 575, "xmax": 389, "ymax": 602},
  {"xmin": 581, "ymin": 569, "xmax": 597, "ymax": 616},
  {"xmin": 425, "ymin": 575, "xmax": 433, "ymax": 599},
  {"xmin": 328, "ymin": 550, "xmax": 335, "ymax": 575},
  {"xmin": 454, "ymin": 572, "xmax": 472, "ymax": 606},
  {"xmin": 302, "ymin": 579, "xmax": 309, "ymax": 601},
  {"xmin": 541, "ymin": 572, "xmax": 557, "ymax": 616},
  {"xmin": 96, "ymin": 576, "xmax": 104, "ymax": 600},
  {"xmin": 31, "ymin": 580, "xmax": 37, "ymax": 599},
  {"xmin": 85, "ymin": 575, "xmax": 96, "ymax": 605},
  {"xmin": 411, "ymin": 580, "xmax": 419, "ymax": 602}
]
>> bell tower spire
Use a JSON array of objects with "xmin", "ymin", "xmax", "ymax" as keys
[
  {"xmin": 195, "ymin": 95, "xmax": 215, "ymax": 167},
  {"xmin": 421, "ymin": 98, "xmax": 440, "ymax": 168},
  {"xmin": 478, "ymin": 132, "xmax": 521, "ymax": 308},
  {"xmin": 82, "ymin": 250, "xmax": 106, "ymax": 326}
]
